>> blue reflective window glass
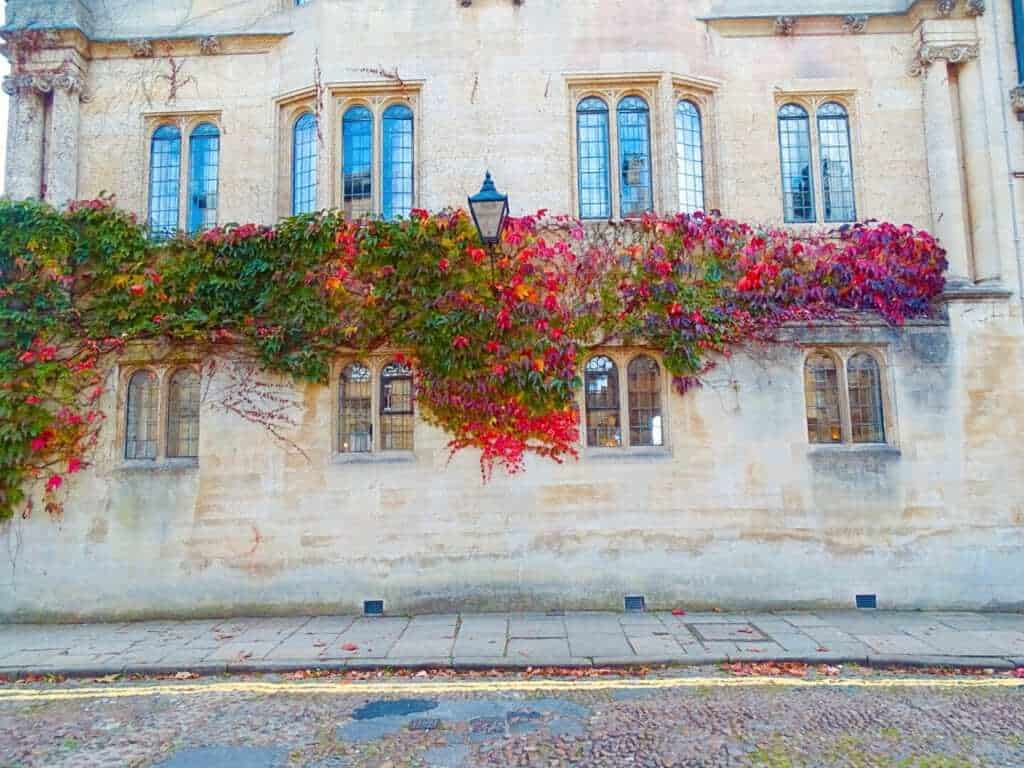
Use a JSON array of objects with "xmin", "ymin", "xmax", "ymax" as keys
[
  {"xmin": 675, "ymin": 100, "xmax": 704, "ymax": 213},
  {"xmin": 343, "ymin": 106, "xmax": 373, "ymax": 217},
  {"xmin": 778, "ymin": 104, "xmax": 815, "ymax": 223},
  {"xmin": 817, "ymin": 102, "xmax": 856, "ymax": 223},
  {"xmin": 382, "ymin": 104, "xmax": 414, "ymax": 220},
  {"xmin": 617, "ymin": 96, "xmax": 653, "ymax": 218},
  {"xmin": 576, "ymin": 97, "xmax": 611, "ymax": 219},
  {"xmin": 187, "ymin": 122, "xmax": 220, "ymax": 234},
  {"xmin": 148, "ymin": 125, "xmax": 181, "ymax": 240},
  {"xmin": 292, "ymin": 112, "xmax": 318, "ymax": 215}
]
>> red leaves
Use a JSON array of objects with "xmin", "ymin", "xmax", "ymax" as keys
[
  {"xmin": 451, "ymin": 335, "xmax": 470, "ymax": 350},
  {"xmin": 45, "ymin": 475, "xmax": 63, "ymax": 493},
  {"xmin": 129, "ymin": 284, "xmax": 146, "ymax": 296},
  {"xmin": 341, "ymin": 643, "xmax": 359, "ymax": 652}
]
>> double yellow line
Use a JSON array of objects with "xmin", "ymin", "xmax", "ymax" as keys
[{"xmin": 0, "ymin": 675, "xmax": 1021, "ymax": 703}]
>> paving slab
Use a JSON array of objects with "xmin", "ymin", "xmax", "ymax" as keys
[
  {"xmin": 452, "ymin": 633, "xmax": 506, "ymax": 657},
  {"xmin": 858, "ymin": 633, "xmax": 941, "ymax": 655},
  {"xmin": 508, "ymin": 618, "xmax": 566, "ymax": 638},
  {"xmin": 627, "ymin": 634, "xmax": 688, "ymax": 657},
  {"xmin": 506, "ymin": 638, "xmax": 571, "ymax": 660},
  {"xmin": 154, "ymin": 746, "xmax": 288, "ymax": 767},
  {"xmin": 567, "ymin": 634, "xmax": 633, "ymax": 658}
]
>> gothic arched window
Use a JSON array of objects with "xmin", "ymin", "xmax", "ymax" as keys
[
  {"xmin": 187, "ymin": 122, "xmax": 220, "ymax": 234},
  {"xmin": 380, "ymin": 361, "xmax": 414, "ymax": 450},
  {"xmin": 804, "ymin": 352, "xmax": 842, "ymax": 444},
  {"xmin": 382, "ymin": 104, "xmax": 414, "ymax": 220},
  {"xmin": 342, "ymin": 105, "xmax": 373, "ymax": 217},
  {"xmin": 292, "ymin": 112, "xmax": 318, "ymax": 215},
  {"xmin": 675, "ymin": 100, "xmax": 704, "ymax": 213},
  {"xmin": 585, "ymin": 356, "xmax": 621, "ymax": 447},
  {"xmin": 576, "ymin": 97, "xmax": 611, "ymax": 219},
  {"xmin": 166, "ymin": 368, "xmax": 200, "ymax": 458},
  {"xmin": 125, "ymin": 370, "xmax": 159, "ymax": 460},
  {"xmin": 628, "ymin": 355, "xmax": 663, "ymax": 447},
  {"xmin": 148, "ymin": 125, "xmax": 181, "ymax": 240},
  {"xmin": 339, "ymin": 362, "xmax": 373, "ymax": 453},
  {"xmin": 617, "ymin": 96, "xmax": 653, "ymax": 218},
  {"xmin": 777, "ymin": 104, "xmax": 814, "ymax": 223},
  {"xmin": 847, "ymin": 353, "xmax": 885, "ymax": 443},
  {"xmin": 817, "ymin": 102, "xmax": 856, "ymax": 223}
]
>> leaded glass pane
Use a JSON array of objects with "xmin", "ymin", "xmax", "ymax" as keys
[
  {"xmin": 148, "ymin": 125, "xmax": 181, "ymax": 240},
  {"xmin": 125, "ymin": 370, "xmax": 158, "ymax": 460},
  {"xmin": 847, "ymin": 353, "xmax": 885, "ymax": 443},
  {"xmin": 628, "ymin": 355, "xmax": 663, "ymax": 447},
  {"xmin": 339, "ymin": 362, "xmax": 372, "ymax": 453},
  {"xmin": 585, "ymin": 356, "xmax": 621, "ymax": 448},
  {"xmin": 818, "ymin": 102, "xmax": 856, "ymax": 223},
  {"xmin": 617, "ymin": 96, "xmax": 653, "ymax": 218},
  {"xmin": 343, "ymin": 106, "xmax": 373, "ymax": 218},
  {"xmin": 382, "ymin": 104, "xmax": 414, "ymax": 220},
  {"xmin": 187, "ymin": 122, "xmax": 220, "ymax": 234},
  {"xmin": 676, "ymin": 100, "xmax": 704, "ymax": 213},
  {"xmin": 804, "ymin": 353, "xmax": 842, "ymax": 444},
  {"xmin": 778, "ymin": 104, "xmax": 815, "ymax": 223},
  {"xmin": 381, "ymin": 361, "xmax": 414, "ymax": 450},
  {"xmin": 292, "ymin": 112, "xmax": 318, "ymax": 215},
  {"xmin": 576, "ymin": 97, "xmax": 611, "ymax": 219},
  {"xmin": 166, "ymin": 368, "xmax": 200, "ymax": 458}
]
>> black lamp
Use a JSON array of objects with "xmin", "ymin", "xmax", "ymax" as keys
[{"xmin": 467, "ymin": 171, "xmax": 510, "ymax": 246}]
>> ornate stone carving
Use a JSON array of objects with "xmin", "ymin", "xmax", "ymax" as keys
[
  {"xmin": 842, "ymin": 15, "xmax": 869, "ymax": 33},
  {"xmin": 2, "ymin": 67, "xmax": 85, "ymax": 96},
  {"xmin": 966, "ymin": 0, "xmax": 985, "ymax": 15},
  {"xmin": 128, "ymin": 38, "xmax": 154, "ymax": 58},
  {"xmin": 198, "ymin": 36, "xmax": 221, "ymax": 55},
  {"xmin": 910, "ymin": 42, "xmax": 979, "ymax": 76},
  {"xmin": 774, "ymin": 16, "xmax": 796, "ymax": 35},
  {"xmin": 935, "ymin": 0, "xmax": 957, "ymax": 16},
  {"xmin": 1010, "ymin": 85, "xmax": 1024, "ymax": 121}
]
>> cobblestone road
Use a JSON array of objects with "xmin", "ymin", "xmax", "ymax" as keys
[{"xmin": 1, "ymin": 668, "xmax": 1023, "ymax": 767}]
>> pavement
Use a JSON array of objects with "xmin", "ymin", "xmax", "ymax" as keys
[{"xmin": 1, "ymin": 609, "xmax": 1023, "ymax": 678}]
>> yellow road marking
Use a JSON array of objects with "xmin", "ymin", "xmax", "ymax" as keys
[{"xmin": 0, "ymin": 675, "xmax": 1021, "ymax": 703}]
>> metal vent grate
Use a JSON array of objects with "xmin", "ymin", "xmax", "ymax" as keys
[
  {"xmin": 855, "ymin": 594, "xmax": 877, "ymax": 609},
  {"xmin": 363, "ymin": 599, "xmax": 384, "ymax": 616},
  {"xmin": 624, "ymin": 595, "xmax": 646, "ymax": 612}
]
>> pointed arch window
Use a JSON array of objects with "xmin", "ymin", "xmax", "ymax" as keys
[
  {"xmin": 342, "ymin": 105, "xmax": 373, "ymax": 218},
  {"xmin": 628, "ymin": 356, "xmax": 663, "ymax": 447},
  {"xmin": 617, "ymin": 96, "xmax": 653, "ymax": 218},
  {"xmin": 148, "ymin": 125, "xmax": 181, "ymax": 240},
  {"xmin": 576, "ymin": 97, "xmax": 611, "ymax": 219},
  {"xmin": 585, "ymin": 356, "xmax": 621, "ymax": 447},
  {"xmin": 292, "ymin": 112, "xmax": 318, "ymax": 215},
  {"xmin": 778, "ymin": 104, "xmax": 814, "ymax": 223},
  {"xmin": 382, "ymin": 104, "xmax": 414, "ymax": 220},
  {"xmin": 339, "ymin": 362, "xmax": 373, "ymax": 453},
  {"xmin": 380, "ymin": 361, "xmax": 414, "ymax": 450},
  {"xmin": 847, "ymin": 353, "xmax": 885, "ymax": 443},
  {"xmin": 166, "ymin": 368, "xmax": 200, "ymax": 458},
  {"xmin": 804, "ymin": 353, "xmax": 842, "ymax": 444},
  {"xmin": 187, "ymin": 122, "xmax": 220, "ymax": 234},
  {"xmin": 817, "ymin": 102, "xmax": 856, "ymax": 223},
  {"xmin": 675, "ymin": 100, "xmax": 704, "ymax": 213},
  {"xmin": 125, "ymin": 370, "xmax": 159, "ymax": 460}
]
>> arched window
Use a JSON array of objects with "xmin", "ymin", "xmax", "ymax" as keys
[
  {"xmin": 778, "ymin": 104, "xmax": 814, "ymax": 223},
  {"xmin": 817, "ymin": 102, "xmax": 856, "ymax": 223},
  {"xmin": 339, "ymin": 362, "xmax": 373, "ymax": 453},
  {"xmin": 617, "ymin": 96, "xmax": 653, "ymax": 218},
  {"xmin": 847, "ymin": 353, "xmax": 885, "ymax": 443},
  {"xmin": 342, "ymin": 106, "xmax": 373, "ymax": 218},
  {"xmin": 292, "ymin": 112, "xmax": 318, "ymax": 215},
  {"xmin": 576, "ymin": 97, "xmax": 611, "ymax": 219},
  {"xmin": 148, "ymin": 125, "xmax": 181, "ymax": 240},
  {"xmin": 628, "ymin": 356, "xmax": 663, "ymax": 447},
  {"xmin": 382, "ymin": 104, "xmax": 414, "ymax": 220},
  {"xmin": 675, "ymin": 100, "xmax": 704, "ymax": 213},
  {"xmin": 166, "ymin": 368, "xmax": 200, "ymax": 458},
  {"xmin": 804, "ymin": 353, "xmax": 842, "ymax": 444},
  {"xmin": 380, "ymin": 361, "xmax": 414, "ymax": 450},
  {"xmin": 585, "ymin": 356, "xmax": 621, "ymax": 447},
  {"xmin": 187, "ymin": 122, "xmax": 220, "ymax": 234},
  {"xmin": 125, "ymin": 370, "xmax": 159, "ymax": 460}
]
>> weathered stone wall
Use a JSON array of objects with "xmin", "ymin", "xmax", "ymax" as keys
[{"xmin": 1, "ymin": 0, "xmax": 1023, "ymax": 618}]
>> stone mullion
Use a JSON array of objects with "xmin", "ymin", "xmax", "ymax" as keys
[
  {"xmin": 3, "ymin": 86, "xmax": 46, "ymax": 199},
  {"xmin": 45, "ymin": 84, "xmax": 82, "ymax": 207}
]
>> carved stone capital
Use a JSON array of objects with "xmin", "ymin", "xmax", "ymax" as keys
[
  {"xmin": 966, "ymin": 0, "xmax": 985, "ymax": 15},
  {"xmin": 910, "ymin": 42, "xmax": 979, "ymax": 75},
  {"xmin": 842, "ymin": 15, "xmax": 868, "ymax": 33},
  {"xmin": 128, "ymin": 38, "xmax": 154, "ymax": 58},
  {"xmin": 774, "ymin": 16, "xmax": 796, "ymax": 35},
  {"xmin": 2, "ymin": 67, "xmax": 84, "ymax": 96},
  {"xmin": 935, "ymin": 0, "xmax": 957, "ymax": 16},
  {"xmin": 1010, "ymin": 85, "xmax": 1024, "ymax": 121},
  {"xmin": 198, "ymin": 36, "xmax": 221, "ymax": 55}
]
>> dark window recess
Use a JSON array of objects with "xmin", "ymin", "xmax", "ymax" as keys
[
  {"xmin": 624, "ymin": 595, "xmax": 646, "ymax": 612},
  {"xmin": 363, "ymin": 599, "xmax": 385, "ymax": 616},
  {"xmin": 856, "ymin": 594, "xmax": 877, "ymax": 609}
]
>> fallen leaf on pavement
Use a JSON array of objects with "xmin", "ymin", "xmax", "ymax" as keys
[
  {"xmin": 94, "ymin": 674, "xmax": 120, "ymax": 683},
  {"xmin": 342, "ymin": 643, "xmax": 359, "ymax": 652},
  {"xmin": 722, "ymin": 662, "xmax": 810, "ymax": 677},
  {"xmin": 173, "ymin": 671, "xmax": 199, "ymax": 680},
  {"xmin": 817, "ymin": 647, "xmax": 830, "ymax": 653},
  {"xmin": 1014, "ymin": 667, "xmax": 1024, "ymax": 678},
  {"xmin": 671, "ymin": 608, "xmax": 686, "ymax": 616}
]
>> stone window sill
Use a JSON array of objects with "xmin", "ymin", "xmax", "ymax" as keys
[
  {"xmin": 331, "ymin": 452, "xmax": 416, "ymax": 465},
  {"xmin": 584, "ymin": 446, "xmax": 673, "ymax": 461},
  {"xmin": 806, "ymin": 443, "xmax": 901, "ymax": 458},
  {"xmin": 117, "ymin": 458, "xmax": 199, "ymax": 473}
]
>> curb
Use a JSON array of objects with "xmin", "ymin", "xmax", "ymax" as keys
[{"xmin": 0, "ymin": 654, "xmax": 1019, "ymax": 682}]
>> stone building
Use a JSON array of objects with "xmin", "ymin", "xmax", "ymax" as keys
[{"xmin": 1, "ymin": 0, "xmax": 1023, "ymax": 620}]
